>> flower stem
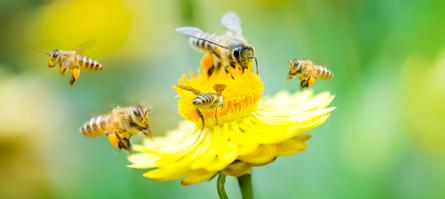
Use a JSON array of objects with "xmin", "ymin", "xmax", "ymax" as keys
[
  {"xmin": 237, "ymin": 174, "xmax": 254, "ymax": 199},
  {"xmin": 217, "ymin": 174, "xmax": 229, "ymax": 199}
]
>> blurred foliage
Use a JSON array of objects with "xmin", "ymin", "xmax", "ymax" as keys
[{"xmin": 0, "ymin": 0, "xmax": 444, "ymax": 199}]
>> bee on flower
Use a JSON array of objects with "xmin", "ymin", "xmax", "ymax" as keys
[
  {"xmin": 176, "ymin": 12, "xmax": 258, "ymax": 77},
  {"xmin": 129, "ymin": 58, "xmax": 334, "ymax": 185},
  {"xmin": 125, "ymin": 11, "xmax": 334, "ymax": 199},
  {"xmin": 176, "ymin": 83, "xmax": 226, "ymax": 129}
]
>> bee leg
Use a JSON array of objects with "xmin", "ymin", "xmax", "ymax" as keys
[
  {"xmin": 115, "ymin": 132, "xmax": 132, "ymax": 151},
  {"xmin": 201, "ymin": 53, "xmax": 215, "ymax": 77},
  {"xmin": 307, "ymin": 77, "xmax": 316, "ymax": 87},
  {"xmin": 254, "ymin": 57, "xmax": 259, "ymax": 74},
  {"xmin": 225, "ymin": 66, "xmax": 236, "ymax": 79},
  {"xmin": 142, "ymin": 126, "xmax": 152, "ymax": 139},
  {"xmin": 58, "ymin": 64, "xmax": 68, "ymax": 75},
  {"xmin": 300, "ymin": 79, "xmax": 309, "ymax": 89},
  {"xmin": 207, "ymin": 60, "xmax": 221, "ymax": 78},
  {"xmin": 196, "ymin": 109, "xmax": 205, "ymax": 131},
  {"xmin": 69, "ymin": 76, "xmax": 76, "ymax": 87},
  {"xmin": 286, "ymin": 75, "xmax": 292, "ymax": 81},
  {"xmin": 207, "ymin": 65, "xmax": 215, "ymax": 77},
  {"xmin": 119, "ymin": 137, "xmax": 132, "ymax": 151},
  {"xmin": 300, "ymin": 77, "xmax": 316, "ymax": 89},
  {"xmin": 69, "ymin": 66, "xmax": 81, "ymax": 87},
  {"xmin": 214, "ymin": 107, "xmax": 219, "ymax": 125}
]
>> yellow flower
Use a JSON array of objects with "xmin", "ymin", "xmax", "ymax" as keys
[{"xmin": 128, "ymin": 54, "xmax": 335, "ymax": 185}]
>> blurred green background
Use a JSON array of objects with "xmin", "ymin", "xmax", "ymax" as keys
[{"xmin": 1, "ymin": 0, "xmax": 445, "ymax": 198}]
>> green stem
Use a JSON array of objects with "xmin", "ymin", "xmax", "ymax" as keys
[
  {"xmin": 237, "ymin": 174, "xmax": 254, "ymax": 199},
  {"xmin": 217, "ymin": 174, "xmax": 229, "ymax": 199}
]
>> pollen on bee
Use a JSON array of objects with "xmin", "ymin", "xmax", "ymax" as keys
[
  {"xmin": 107, "ymin": 133, "xmax": 120, "ymax": 148},
  {"xmin": 307, "ymin": 77, "xmax": 316, "ymax": 87},
  {"xmin": 200, "ymin": 53, "xmax": 214, "ymax": 71}
]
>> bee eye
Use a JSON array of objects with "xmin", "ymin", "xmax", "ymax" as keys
[
  {"xmin": 52, "ymin": 53, "xmax": 58, "ymax": 58},
  {"xmin": 233, "ymin": 48, "xmax": 241, "ymax": 59},
  {"xmin": 133, "ymin": 109, "xmax": 141, "ymax": 116}
]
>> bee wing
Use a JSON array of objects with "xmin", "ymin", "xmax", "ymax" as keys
[
  {"xmin": 73, "ymin": 39, "xmax": 96, "ymax": 54},
  {"xmin": 176, "ymin": 27, "xmax": 228, "ymax": 49},
  {"xmin": 176, "ymin": 27, "xmax": 204, "ymax": 38},
  {"xmin": 175, "ymin": 84, "xmax": 202, "ymax": 95},
  {"xmin": 88, "ymin": 111, "xmax": 106, "ymax": 119},
  {"xmin": 220, "ymin": 12, "xmax": 242, "ymax": 35}
]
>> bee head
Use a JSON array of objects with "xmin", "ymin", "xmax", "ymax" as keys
[
  {"xmin": 130, "ymin": 105, "xmax": 151, "ymax": 133},
  {"xmin": 288, "ymin": 60, "xmax": 302, "ymax": 80},
  {"xmin": 289, "ymin": 60, "xmax": 304, "ymax": 72},
  {"xmin": 233, "ymin": 46, "xmax": 255, "ymax": 68},
  {"xmin": 47, "ymin": 49, "xmax": 61, "ymax": 67}
]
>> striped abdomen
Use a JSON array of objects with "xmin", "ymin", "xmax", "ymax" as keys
[
  {"xmin": 77, "ymin": 55, "xmax": 103, "ymax": 72},
  {"xmin": 189, "ymin": 33, "xmax": 222, "ymax": 55},
  {"xmin": 192, "ymin": 93, "xmax": 218, "ymax": 108},
  {"xmin": 313, "ymin": 65, "xmax": 333, "ymax": 80},
  {"xmin": 80, "ymin": 115, "xmax": 112, "ymax": 137}
]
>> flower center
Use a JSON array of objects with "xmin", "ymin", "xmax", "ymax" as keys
[{"xmin": 175, "ymin": 54, "xmax": 263, "ymax": 128}]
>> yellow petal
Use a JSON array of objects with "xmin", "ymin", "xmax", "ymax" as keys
[
  {"xmin": 127, "ymin": 153, "xmax": 160, "ymax": 169},
  {"xmin": 128, "ymin": 85, "xmax": 335, "ymax": 184},
  {"xmin": 239, "ymin": 144, "xmax": 277, "ymax": 165},
  {"xmin": 222, "ymin": 161, "xmax": 252, "ymax": 177},
  {"xmin": 181, "ymin": 169, "xmax": 216, "ymax": 185},
  {"xmin": 143, "ymin": 163, "xmax": 189, "ymax": 181},
  {"xmin": 143, "ymin": 149, "xmax": 208, "ymax": 181},
  {"xmin": 204, "ymin": 125, "xmax": 239, "ymax": 171},
  {"xmin": 275, "ymin": 135, "xmax": 310, "ymax": 156},
  {"xmin": 190, "ymin": 127, "xmax": 220, "ymax": 170}
]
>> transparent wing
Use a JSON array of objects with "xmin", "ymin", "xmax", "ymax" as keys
[
  {"xmin": 220, "ymin": 12, "xmax": 242, "ymax": 35},
  {"xmin": 176, "ymin": 27, "xmax": 227, "ymax": 49},
  {"xmin": 176, "ymin": 27, "xmax": 205, "ymax": 38},
  {"xmin": 175, "ymin": 84, "xmax": 201, "ymax": 95},
  {"xmin": 73, "ymin": 39, "xmax": 96, "ymax": 54}
]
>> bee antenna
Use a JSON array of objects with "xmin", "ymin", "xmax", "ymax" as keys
[
  {"xmin": 175, "ymin": 84, "xmax": 201, "ymax": 95},
  {"xmin": 186, "ymin": 36, "xmax": 228, "ymax": 49},
  {"xmin": 40, "ymin": 50, "xmax": 49, "ymax": 55},
  {"xmin": 253, "ymin": 57, "xmax": 259, "ymax": 74},
  {"xmin": 202, "ymin": 39, "xmax": 228, "ymax": 49}
]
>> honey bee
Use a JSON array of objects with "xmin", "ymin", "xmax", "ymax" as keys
[
  {"xmin": 287, "ymin": 59, "xmax": 333, "ymax": 88},
  {"xmin": 80, "ymin": 105, "xmax": 151, "ymax": 151},
  {"xmin": 176, "ymin": 12, "xmax": 258, "ymax": 76},
  {"xmin": 43, "ymin": 44, "xmax": 103, "ymax": 86},
  {"xmin": 176, "ymin": 84, "xmax": 226, "ymax": 129}
]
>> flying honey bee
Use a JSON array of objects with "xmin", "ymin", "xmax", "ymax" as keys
[
  {"xmin": 176, "ymin": 12, "xmax": 258, "ymax": 76},
  {"xmin": 43, "ymin": 42, "xmax": 103, "ymax": 87},
  {"xmin": 80, "ymin": 105, "xmax": 151, "ymax": 151},
  {"xmin": 176, "ymin": 84, "xmax": 226, "ymax": 129},
  {"xmin": 287, "ymin": 59, "xmax": 333, "ymax": 88}
]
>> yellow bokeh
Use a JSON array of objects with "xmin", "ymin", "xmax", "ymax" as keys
[
  {"xmin": 31, "ymin": 0, "xmax": 132, "ymax": 57},
  {"xmin": 402, "ymin": 52, "xmax": 445, "ymax": 157}
]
